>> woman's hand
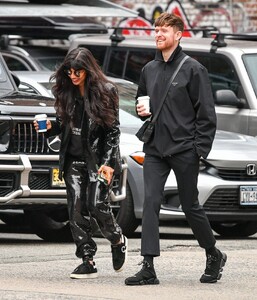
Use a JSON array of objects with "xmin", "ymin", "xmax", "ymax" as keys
[
  {"xmin": 33, "ymin": 119, "xmax": 52, "ymax": 132},
  {"xmin": 98, "ymin": 165, "xmax": 114, "ymax": 185}
]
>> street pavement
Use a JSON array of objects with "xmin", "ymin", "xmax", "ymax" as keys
[{"xmin": 0, "ymin": 224, "xmax": 257, "ymax": 300}]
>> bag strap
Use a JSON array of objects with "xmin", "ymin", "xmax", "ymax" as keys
[{"xmin": 151, "ymin": 55, "xmax": 189, "ymax": 123}]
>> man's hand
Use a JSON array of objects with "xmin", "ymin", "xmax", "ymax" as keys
[{"xmin": 136, "ymin": 102, "xmax": 152, "ymax": 117}]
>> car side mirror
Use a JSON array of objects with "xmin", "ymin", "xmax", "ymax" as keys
[{"xmin": 215, "ymin": 89, "xmax": 246, "ymax": 108}]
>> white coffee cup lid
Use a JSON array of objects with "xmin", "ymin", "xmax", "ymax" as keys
[{"xmin": 35, "ymin": 114, "xmax": 47, "ymax": 120}]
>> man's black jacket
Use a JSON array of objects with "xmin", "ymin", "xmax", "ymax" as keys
[{"xmin": 137, "ymin": 45, "xmax": 217, "ymax": 159}]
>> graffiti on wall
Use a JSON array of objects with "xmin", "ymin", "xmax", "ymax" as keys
[
  {"xmin": 116, "ymin": 0, "xmax": 249, "ymax": 34},
  {"xmin": 118, "ymin": 0, "xmax": 194, "ymax": 36}
]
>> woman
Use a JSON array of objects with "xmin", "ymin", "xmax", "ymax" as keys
[{"xmin": 34, "ymin": 47, "xmax": 127, "ymax": 279}]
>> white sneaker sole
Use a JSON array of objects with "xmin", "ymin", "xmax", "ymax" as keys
[{"xmin": 70, "ymin": 272, "xmax": 98, "ymax": 279}]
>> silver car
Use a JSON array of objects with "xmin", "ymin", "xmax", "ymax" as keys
[{"xmin": 12, "ymin": 72, "xmax": 257, "ymax": 239}]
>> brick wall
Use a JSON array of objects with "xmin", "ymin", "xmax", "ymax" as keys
[{"xmin": 111, "ymin": 0, "xmax": 257, "ymax": 32}]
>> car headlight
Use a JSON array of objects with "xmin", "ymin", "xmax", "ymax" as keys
[{"xmin": 130, "ymin": 151, "xmax": 145, "ymax": 165}]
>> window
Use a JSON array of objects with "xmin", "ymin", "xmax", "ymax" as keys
[
  {"xmin": 106, "ymin": 49, "xmax": 126, "ymax": 78},
  {"xmin": 243, "ymin": 54, "xmax": 257, "ymax": 98},
  {"xmin": 2, "ymin": 54, "xmax": 31, "ymax": 71},
  {"xmin": 81, "ymin": 45, "xmax": 107, "ymax": 68},
  {"xmin": 107, "ymin": 49, "xmax": 155, "ymax": 83},
  {"xmin": 188, "ymin": 52, "xmax": 245, "ymax": 103},
  {"xmin": 124, "ymin": 50, "xmax": 155, "ymax": 83}
]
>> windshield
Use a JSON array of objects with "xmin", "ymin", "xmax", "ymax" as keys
[
  {"xmin": 116, "ymin": 80, "xmax": 143, "ymax": 131},
  {"xmin": 242, "ymin": 54, "xmax": 257, "ymax": 97},
  {"xmin": 0, "ymin": 58, "xmax": 15, "ymax": 97}
]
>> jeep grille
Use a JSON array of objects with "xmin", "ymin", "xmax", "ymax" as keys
[{"xmin": 13, "ymin": 122, "xmax": 50, "ymax": 154}]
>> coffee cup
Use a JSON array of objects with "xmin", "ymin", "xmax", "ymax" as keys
[
  {"xmin": 35, "ymin": 114, "xmax": 47, "ymax": 133},
  {"xmin": 137, "ymin": 96, "xmax": 150, "ymax": 114}
]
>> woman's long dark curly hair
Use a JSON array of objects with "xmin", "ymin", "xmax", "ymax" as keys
[{"xmin": 50, "ymin": 47, "xmax": 118, "ymax": 128}]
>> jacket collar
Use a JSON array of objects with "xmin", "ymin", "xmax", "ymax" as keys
[{"xmin": 155, "ymin": 44, "xmax": 183, "ymax": 62}]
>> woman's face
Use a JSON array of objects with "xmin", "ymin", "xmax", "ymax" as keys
[{"xmin": 66, "ymin": 68, "xmax": 86, "ymax": 88}]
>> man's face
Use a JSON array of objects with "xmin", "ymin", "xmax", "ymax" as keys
[{"xmin": 154, "ymin": 25, "xmax": 181, "ymax": 51}]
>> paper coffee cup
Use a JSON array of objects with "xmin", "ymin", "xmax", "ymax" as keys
[
  {"xmin": 137, "ymin": 96, "xmax": 150, "ymax": 114},
  {"xmin": 35, "ymin": 114, "xmax": 47, "ymax": 133}
]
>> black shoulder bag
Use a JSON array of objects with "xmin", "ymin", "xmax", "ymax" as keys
[{"xmin": 136, "ymin": 55, "xmax": 189, "ymax": 143}]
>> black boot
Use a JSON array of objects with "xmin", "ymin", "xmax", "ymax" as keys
[
  {"xmin": 200, "ymin": 249, "xmax": 227, "ymax": 283},
  {"xmin": 125, "ymin": 260, "xmax": 159, "ymax": 285}
]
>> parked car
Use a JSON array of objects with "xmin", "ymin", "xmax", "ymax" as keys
[
  {"xmin": 69, "ymin": 32, "xmax": 257, "ymax": 137},
  {"xmin": 2, "ymin": 44, "xmax": 68, "ymax": 72},
  {"xmin": 13, "ymin": 70, "xmax": 257, "ymax": 238}
]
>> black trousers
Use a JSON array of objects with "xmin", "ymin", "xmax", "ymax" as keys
[
  {"xmin": 63, "ymin": 159, "xmax": 122, "ymax": 259},
  {"xmin": 141, "ymin": 149, "xmax": 216, "ymax": 257}
]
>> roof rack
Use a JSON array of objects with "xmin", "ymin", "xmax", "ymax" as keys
[
  {"xmin": 109, "ymin": 26, "xmax": 219, "ymax": 45},
  {"xmin": 224, "ymin": 33, "xmax": 257, "ymax": 41},
  {"xmin": 210, "ymin": 33, "xmax": 257, "ymax": 52}
]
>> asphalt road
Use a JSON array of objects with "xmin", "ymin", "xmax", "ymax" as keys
[{"xmin": 0, "ymin": 221, "xmax": 257, "ymax": 300}]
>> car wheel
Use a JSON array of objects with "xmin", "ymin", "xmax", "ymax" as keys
[
  {"xmin": 111, "ymin": 183, "xmax": 140, "ymax": 237},
  {"xmin": 210, "ymin": 221, "xmax": 257, "ymax": 237},
  {"xmin": 24, "ymin": 208, "xmax": 73, "ymax": 242}
]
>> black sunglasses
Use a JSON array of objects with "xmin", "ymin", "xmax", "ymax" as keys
[{"xmin": 64, "ymin": 69, "xmax": 84, "ymax": 77}]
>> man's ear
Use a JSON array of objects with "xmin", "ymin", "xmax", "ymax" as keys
[{"xmin": 175, "ymin": 31, "xmax": 183, "ymax": 41}]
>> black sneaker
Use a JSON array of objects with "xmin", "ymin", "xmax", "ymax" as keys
[
  {"xmin": 200, "ymin": 250, "xmax": 227, "ymax": 283},
  {"xmin": 125, "ymin": 261, "xmax": 160, "ymax": 285},
  {"xmin": 111, "ymin": 235, "xmax": 128, "ymax": 272},
  {"xmin": 70, "ymin": 260, "xmax": 98, "ymax": 279}
]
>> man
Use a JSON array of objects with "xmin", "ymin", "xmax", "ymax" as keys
[{"xmin": 125, "ymin": 13, "xmax": 227, "ymax": 286}]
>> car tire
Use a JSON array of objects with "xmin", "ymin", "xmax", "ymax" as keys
[
  {"xmin": 24, "ymin": 208, "xmax": 73, "ymax": 242},
  {"xmin": 210, "ymin": 221, "xmax": 257, "ymax": 237},
  {"xmin": 112, "ymin": 183, "xmax": 140, "ymax": 237}
]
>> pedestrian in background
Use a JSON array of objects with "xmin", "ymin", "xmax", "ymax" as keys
[
  {"xmin": 34, "ymin": 47, "xmax": 127, "ymax": 279},
  {"xmin": 125, "ymin": 12, "xmax": 226, "ymax": 285}
]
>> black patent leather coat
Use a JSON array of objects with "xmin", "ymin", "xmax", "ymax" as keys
[{"xmin": 48, "ymin": 99, "xmax": 121, "ymax": 181}]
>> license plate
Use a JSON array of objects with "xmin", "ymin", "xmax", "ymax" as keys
[
  {"xmin": 51, "ymin": 168, "xmax": 66, "ymax": 187},
  {"xmin": 240, "ymin": 186, "xmax": 257, "ymax": 206}
]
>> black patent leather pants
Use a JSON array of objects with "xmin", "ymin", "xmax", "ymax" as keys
[{"xmin": 63, "ymin": 158, "xmax": 122, "ymax": 259}]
